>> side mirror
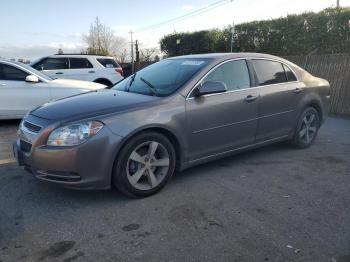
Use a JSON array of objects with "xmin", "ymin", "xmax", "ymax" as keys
[
  {"xmin": 194, "ymin": 81, "xmax": 227, "ymax": 97},
  {"xmin": 25, "ymin": 75, "xmax": 39, "ymax": 83}
]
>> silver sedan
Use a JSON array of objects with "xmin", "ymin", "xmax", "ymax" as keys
[{"xmin": 0, "ymin": 60, "xmax": 106, "ymax": 119}]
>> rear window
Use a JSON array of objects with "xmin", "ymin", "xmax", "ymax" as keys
[
  {"xmin": 96, "ymin": 58, "xmax": 120, "ymax": 68},
  {"xmin": 283, "ymin": 64, "xmax": 298, "ymax": 82},
  {"xmin": 252, "ymin": 60, "xmax": 287, "ymax": 86},
  {"xmin": 69, "ymin": 58, "xmax": 93, "ymax": 69}
]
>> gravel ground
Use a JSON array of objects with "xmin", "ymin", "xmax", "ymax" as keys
[{"xmin": 0, "ymin": 117, "xmax": 349, "ymax": 262}]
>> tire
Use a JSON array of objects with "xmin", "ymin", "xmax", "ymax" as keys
[
  {"xmin": 291, "ymin": 107, "xmax": 320, "ymax": 149},
  {"xmin": 112, "ymin": 132, "xmax": 176, "ymax": 198}
]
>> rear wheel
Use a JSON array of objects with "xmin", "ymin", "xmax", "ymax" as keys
[
  {"xmin": 113, "ymin": 132, "xmax": 176, "ymax": 197},
  {"xmin": 291, "ymin": 107, "xmax": 320, "ymax": 148}
]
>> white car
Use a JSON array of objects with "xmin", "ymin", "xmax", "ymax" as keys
[
  {"xmin": 30, "ymin": 54, "xmax": 124, "ymax": 87},
  {"xmin": 0, "ymin": 60, "xmax": 106, "ymax": 119}
]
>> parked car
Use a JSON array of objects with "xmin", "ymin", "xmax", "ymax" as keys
[
  {"xmin": 14, "ymin": 53, "xmax": 330, "ymax": 197},
  {"xmin": 30, "ymin": 54, "xmax": 124, "ymax": 87},
  {"xmin": 0, "ymin": 60, "xmax": 106, "ymax": 119}
]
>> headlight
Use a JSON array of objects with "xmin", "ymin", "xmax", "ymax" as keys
[{"xmin": 47, "ymin": 121, "xmax": 104, "ymax": 146}]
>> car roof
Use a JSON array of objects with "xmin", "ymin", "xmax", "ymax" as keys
[
  {"xmin": 49, "ymin": 54, "xmax": 115, "ymax": 59},
  {"xmin": 170, "ymin": 52, "xmax": 286, "ymax": 61},
  {"xmin": 0, "ymin": 59, "xmax": 24, "ymax": 66}
]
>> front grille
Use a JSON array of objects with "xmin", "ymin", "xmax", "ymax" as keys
[
  {"xmin": 23, "ymin": 121, "xmax": 42, "ymax": 133},
  {"xmin": 20, "ymin": 140, "xmax": 32, "ymax": 153}
]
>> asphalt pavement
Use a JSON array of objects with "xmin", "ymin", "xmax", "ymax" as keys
[{"xmin": 0, "ymin": 117, "xmax": 349, "ymax": 262}]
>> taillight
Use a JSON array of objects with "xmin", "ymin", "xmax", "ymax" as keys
[{"xmin": 115, "ymin": 68, "xmax": 123, "ymax": 77}]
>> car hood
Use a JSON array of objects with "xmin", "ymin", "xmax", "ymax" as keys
[
  {"xmin": 51, "ymin": 78, "xmax": 106, "ymax": 90},
  {"xmin": 31, "ymin": 90, "xmax": 159, "ymax": 121}
]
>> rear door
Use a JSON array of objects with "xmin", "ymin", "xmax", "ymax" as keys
[
  {"xmin": 186, "ymin": 59, "xmax": 258, "ymax": 161},
  {"xmin": 66, "ymin": 57, "xmax": 95, "ymax": 81},
  {"xmin": 0, "ymin": 63, "xmax": 51, "ymax": 118},
  {"xmin": 251, "ymin": 59, "xmax": 303, "ymax": 142},
  {"xmin": 33, "ymin": 57, "xmax": 69, "ymax": 79}
]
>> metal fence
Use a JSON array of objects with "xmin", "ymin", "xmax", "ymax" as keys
[{"xmin": 285, "ymin": 53, "xmax": 350, "ymax": 116}]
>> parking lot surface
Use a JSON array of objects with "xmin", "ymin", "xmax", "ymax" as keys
[{"xmin": 0, "ymin": 117, "xmax": 349, "ymax": 262}]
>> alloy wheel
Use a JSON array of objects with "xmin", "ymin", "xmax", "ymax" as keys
[
  {"xmin": 299, "ymin": 112, "xmax": 318, "ymax": 144},
  {"xmin": 126, "ymin": 141, "xmax": 170, "ymax": 190}
]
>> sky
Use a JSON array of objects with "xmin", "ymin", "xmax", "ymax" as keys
[{"xmin": 0, "ymin": 0, "xmax": 348, "ymax": 60}]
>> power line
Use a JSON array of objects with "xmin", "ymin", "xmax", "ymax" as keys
[{"xmin": 136, "ymin": 0, "xmax": 234, "ymax": 32}]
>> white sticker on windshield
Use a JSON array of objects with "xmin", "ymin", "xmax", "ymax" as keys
[{"xmin": 181, "ymin": 60, "xmax": 205, "ymax": 66}]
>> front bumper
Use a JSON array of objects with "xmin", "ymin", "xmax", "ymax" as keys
[{"xmin": 14, "ymin": 124, "xmax": 123, "ymax": 190}]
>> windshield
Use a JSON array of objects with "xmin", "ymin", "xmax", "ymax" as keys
[
  {"xmin": 14, "ymin": 61, "xmax": 53, "ymax": 81},
  {"xmin": 113, "ymin": 58, "xmax": 210, "ymax": 97}
]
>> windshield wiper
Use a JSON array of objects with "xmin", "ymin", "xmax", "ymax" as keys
[
  {"xmin": 126, "ymin": 73, "xmax": 137, "ymax": 92},
  {"xmin": 140, "ymin": 77, "xmax": 157, "ymax": 96}
]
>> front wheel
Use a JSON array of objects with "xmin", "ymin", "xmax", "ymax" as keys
[
  {"xmin": 113, "ymin": 132, "xmax": 176, "ymax": 197},
  {"xmin": 291, "ymin": 107, "xmax": 320, "ymax": 149}
]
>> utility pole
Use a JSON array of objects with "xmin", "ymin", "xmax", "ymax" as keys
[
  {"xmin": 230, "ymin": 22, "xmax": 235, "ymax": 53},
  {"xmin": 135, "ymin": 40, "xmax": 140, "ymax": 62},
  {"xmin": 129, "ymin": 31, "xmax": 134, "ymax": 74},
  {"xmin": 336, "ymin": 0, "xmax": 340, "ymax": 7}
]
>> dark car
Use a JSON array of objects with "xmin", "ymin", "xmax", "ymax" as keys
[{"xmin": 14, "ymin": 53, "xmax": 330, "ymax": 197}]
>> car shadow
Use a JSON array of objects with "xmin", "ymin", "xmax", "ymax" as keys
[
  {"xmin": 0, "ymin": 119, "xmax": 21, "ymax": 127},
  {"xmin": 173, "ymin": 141, "xmax": 292, "ymax": 182}
]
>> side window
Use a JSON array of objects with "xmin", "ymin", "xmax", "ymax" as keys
[
  {"xmin": 253, "ymin": 60, "xmax": 287, "ymax": 86},
  {"xmin": 69, "ymin": 58, "xmax": 93, "ymax": 69},
  {"xmin": 0, "ymin": 64, "xmax": 29, "ymax": 81},
  {"xmin": 35, "ymin": 58, "xmax": 69, "ymax": 70},
  {"xmin": 96, "ymin": 58, "xmax": 120, "ymax": 68},
  {"xmin": 202, "ymin": 60, "xmax": 250, "ymax": 91},
  {"xmin": 283, "ymin": 64, "xmax": 297, "ymax": 82}
]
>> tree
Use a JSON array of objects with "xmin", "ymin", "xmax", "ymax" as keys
[
  {"xmin": 83, "ymin": 17, "xmax": 127, "ymax": 58},
  {"xmin": 116, "ymin": 48, "xmax": 129, "ymax": 63},
  {"xmin": 139, "ymin": 48, "xmax": 158, "ymax": 62},
  {"xmin": 160, "ymin": 7, "xmax": 350, "ymax": 56}
]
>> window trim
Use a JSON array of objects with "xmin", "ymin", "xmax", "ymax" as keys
[
  {"xmin": 186, "ymin": 58, "xmax": 252, "ymax": 99},
  {"xmin": 249, "ymin": 58, "xmax": 299, "ymax": 87}
]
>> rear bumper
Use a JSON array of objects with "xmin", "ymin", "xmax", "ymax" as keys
[{"xmin": 14, "ymin": 127, "xmax": 123, "ymax": 190}]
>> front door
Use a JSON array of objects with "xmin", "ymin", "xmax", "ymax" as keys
[
  {"xmin": 186, "ymin": 59, "xmax": 258, "ymax": 161},
  {"xmin": 34, "ymin": 57, "xmax": 70, "ymax": 79},
  {"xmin": 0, "ymin": 63, "xmax": 51, "ymax": 118}
]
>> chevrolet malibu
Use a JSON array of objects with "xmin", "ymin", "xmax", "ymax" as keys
[{"xmin": 14, "ymin": 53, "xmax": 330, "ymax": 197}]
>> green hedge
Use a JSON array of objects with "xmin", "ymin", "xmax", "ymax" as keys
[{"xmin": 160, "ymin": 7, "xmax": 350, "ymax": 57}]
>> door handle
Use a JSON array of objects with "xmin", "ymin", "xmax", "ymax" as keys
[
  {"xmin": 88, "ymin": 70, "xmax": 95, "ymax": 73},
  {"xmin": 55, "ymin": 72, "xmax": 63, "ymax": 75},
  {"xmin": 0, "ymin": 83, "xmax": 6, "ymax": 86},
  {"xmin": 244, "ymin": 95, "xmax": 258, "ymax": 103},
  {"xmin": 293, "ymin": 88, "xmax": 302, "ymax": 94}
]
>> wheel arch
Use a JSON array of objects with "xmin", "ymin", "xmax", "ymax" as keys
[
  {"xmin": 307, "ymin": 101, "xmax": 323, "ymax": 123},
  {"xmin": 94, "ymin": 78, "xmax": 113, "ymax": 86},
  {"xmin": 297, "ymin": 92, "xmax": 325, "ymax": 124}
]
